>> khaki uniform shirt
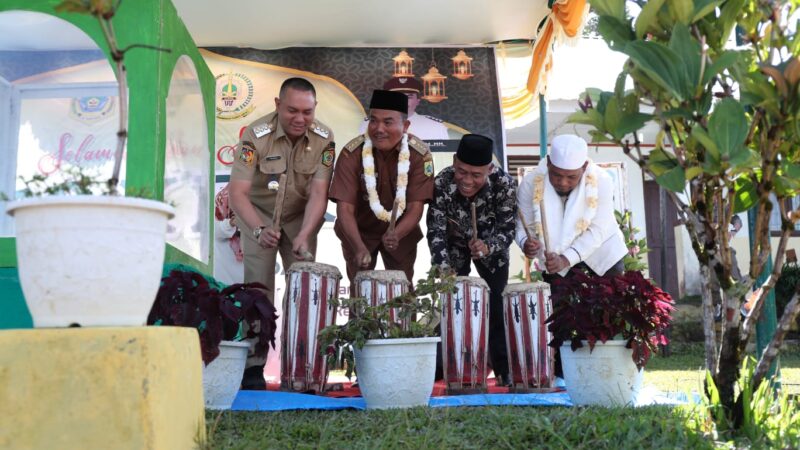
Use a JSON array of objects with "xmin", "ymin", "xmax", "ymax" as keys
[
  {"xmin": 329, "ymin": 134, "xmax": 434, "ymax": 244},
  {"xmin": 230, "ymin": 111, "xmax": 335, "ymax": 239}
]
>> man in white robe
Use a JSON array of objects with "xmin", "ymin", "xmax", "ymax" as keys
[{"xmin": 516, "ymin": 134, "xmax": 627, "ymax": 279}]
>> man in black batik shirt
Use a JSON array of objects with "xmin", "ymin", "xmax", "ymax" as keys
[{"xmin": 426, "ymin": 134, "xmax": 518, "ymax": 386}]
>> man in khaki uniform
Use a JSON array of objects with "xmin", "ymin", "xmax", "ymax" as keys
[
  {"xmin": 229, "ymin": 77, "xmax": 335, "ymax": 389},
  {"xmin": 329, "ymin": 89, "xmax": 434, "ymax": 288}
]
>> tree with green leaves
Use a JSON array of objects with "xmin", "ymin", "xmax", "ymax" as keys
[{"xmin": 569, "ymin": 0, "xmax": 800, "ymax": 428}]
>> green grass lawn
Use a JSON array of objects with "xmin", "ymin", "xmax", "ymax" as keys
[
  {"xmin": 645, "ymin": 342, "xmax": 800, "ymax": 395},
  {"xmin": 204, "ymin": 342, "xmax": 800, "ymax": 449},
  {"xmin": 205, "ymin": 406, "xmax": 714, "ymax": 449}
]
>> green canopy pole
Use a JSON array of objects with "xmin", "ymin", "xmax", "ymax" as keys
[
  {"xmin": 747, "ymin": 208, "xmax": 780, "ymax": 385},
  {"xmin": 539, "ymin": 94, "xmax": 547, "ymax": 158}
]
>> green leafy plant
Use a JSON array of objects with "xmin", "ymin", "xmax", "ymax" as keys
[
  {"xmin": 513, "ymin": 255, "xmax": 544, "ymax": 282},
  {"xmin": 546, "ymin": 269, "xmax": 674, "ymax": 369},
  {"xmin": 318, "ymin": 267, "xmax": 456, "ymax": 379},
  {"xmin": 615, "ymin": 209, "xmax": 650, "ymax": 271},
  {"xmin": 53, "ymin": 0, "xmax": 168, "ymax": 194},
  {"xmin": 147, "ymin": 269, "xmax": 278, "ymax": 365},
  {"xmin": 568, "ymin": 0, "xmax": 800, "ymax": 427},
  {"xmin": 689, "ymin": 357, "xmax": 800, "ymax": 447}
]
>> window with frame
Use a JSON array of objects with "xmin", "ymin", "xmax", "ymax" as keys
[{"xmin": 769, "ymin": 194, "xmax": 800, "ymax": 236}]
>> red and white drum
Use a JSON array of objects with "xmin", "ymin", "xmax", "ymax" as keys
[
  {"xmin": 440, "ymin": 276, "xmax": 490, "ymax": 394},
  {"xmin": 281, "ymin": 262, "xmax": 341, "ymax": 393},
  {"xmin": 353, "ymin": 270, "xmax": 410, "ymax": 330},
  {"xmin": 502, "ymin": 282, "xmax": 554, "ymax": 391}
]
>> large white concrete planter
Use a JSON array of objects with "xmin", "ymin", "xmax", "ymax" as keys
[
  {"xmin": 561, "ymin": 340, "xmax": 643, "ymax": 407},
  {"xmin": 6, "ymin": 196, "xmax": 174, "ymax": 327},
  {"xmin": 202, "ymin": 340, "xmax": 249, "ymax": 410},
  {"xmin": 354, "ymin": 337, "xmax": 440, "ymax": 410}
]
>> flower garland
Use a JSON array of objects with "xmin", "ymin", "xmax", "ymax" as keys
[
  {"xmin": 532, "ymin": 162, "xmax": 599, "ymax": 245},
  {"xmin": 362, "ymin": 133, "xmax": 410, "ymax": 222}
]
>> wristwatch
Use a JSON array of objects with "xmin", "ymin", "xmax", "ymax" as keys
[{"xmin": 253, "ymin": 226, "xmax": 266, "ymax": 239}]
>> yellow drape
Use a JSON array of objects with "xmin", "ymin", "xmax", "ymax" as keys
[{"xmin": 500, "ymin": 0, "xmax": 588, "ymax": 129}]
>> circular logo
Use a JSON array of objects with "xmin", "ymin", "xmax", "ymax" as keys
[
  {"xmin": 69, "ymin": 96, "xmax": 115, "ymax": 122},
  {"xmin": 215, "ymin": 72, "xmax": 255, "ymax": 120}
]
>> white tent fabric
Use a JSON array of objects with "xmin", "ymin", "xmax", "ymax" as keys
[{"xmin": 172, "ymin": 0, "xmax": 552, "ymax": 49}]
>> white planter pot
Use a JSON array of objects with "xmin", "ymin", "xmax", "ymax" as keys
[
  {"xmin": 354, "ymin": 337, "xmax": 440, "ymax": 410},
  {"xmin": 560, "ymin": 340, "xmax": 643, "ymax": 407},
  {"xmin": 202, "ymin": 340, "xmax": 249, "ymax": 410},
  {"xmin": 6, "ymin": 196, "xmax": 174, "ymax": 327}
]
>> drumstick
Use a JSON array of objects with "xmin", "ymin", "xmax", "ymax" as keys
[
  {"xmin": 517, "ymin": 210, "xmax": 533, "ymax": 243},
  {"xmin": 271, "ymin": 173, "xmax": 288, "ymax": 231},
  {"xmin": 470, "ymin": 203, "xmax": 478, "ymax": 243},
  {"xmin": 388, "ymin": 198, "xmax": 400, "ymax": 233},
  {"xmin": 539, "ymin": 199, "xmax": 551, "ymax": 254},
  {"xmin": 301, "ymin": 250, "xmax": 314, "ymax": 261}
]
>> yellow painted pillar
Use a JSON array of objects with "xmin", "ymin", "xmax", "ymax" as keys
[{"xmin": 0, "ymin": 327, "xmax": 205, "ymax": 449}]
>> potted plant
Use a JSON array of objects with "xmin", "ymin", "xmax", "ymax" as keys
[
  {"xmin": 319, "ymin": 268, "xmax": 455, "ymax": 410},
  {"xmin": 147, "ymin": 268, "xmax": 278, "ymax": 409},
  {"xmin": 546, "ymin": 270, "xmax": 674, "ymax": 406},
  {"xmin": 4, "ymin": 0, "xmax": 174, "ymax": 328}
]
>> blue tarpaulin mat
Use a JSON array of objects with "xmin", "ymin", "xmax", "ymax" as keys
[{"xmin": 230, "ymin": 386, "xmax": 687, "ymax": 411}]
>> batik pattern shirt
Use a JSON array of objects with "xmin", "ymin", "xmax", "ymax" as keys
[{"xmin": 426, "ymin": 165, "xmax": 518, "ymax": 274}]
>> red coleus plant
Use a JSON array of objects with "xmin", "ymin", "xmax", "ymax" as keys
[
  {"xmin": 546, "ymin": 270, "xmax": 674, "ymax": 369},
  {"xmin": 147, "ymin": 269, "xmax": 278, "ymax": 365}
]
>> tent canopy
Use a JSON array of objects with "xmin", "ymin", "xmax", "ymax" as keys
[{"xmin": 171, "ymin": 0, "xmax": 552, "ymax": 48}]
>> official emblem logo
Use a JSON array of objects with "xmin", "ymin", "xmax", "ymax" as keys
[
  {"xmin": 240, "ymin": 142, "xmax": 256, "ymax": 166},
  {"xmin": 215, "ymin": 72, "xmax": 255, "ymax": 120},
  {"xmin": 69, "ymin": 96, "xmax": 115, "ymax": 122},
  {"xmin": 322, "ymin": 143, "xmax": 335, "ymax": 167},
  {"xmin": 424, "ymin": 160, "xmax": 434, "ymax": 177}
]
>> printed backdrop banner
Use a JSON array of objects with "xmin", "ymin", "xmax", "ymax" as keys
[{"xmin": 202, "ymin": 47, "xmax": 504, "ymax": 174}]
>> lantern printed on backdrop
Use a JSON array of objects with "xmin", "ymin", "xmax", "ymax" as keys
[
  {"xmin": 393, "ymin": 50, "xmax": 415, "ymax": 77},
  {"xmin": 451, "ymin": 50, "xmax": 474, "ymax": 80},
  {"xmin": 422, "ymin": 63, "xmax": 447, "ymax": 103},
  {"xmin": 215, "ymin": 72, "xmax": 255, "ymax": 120}
]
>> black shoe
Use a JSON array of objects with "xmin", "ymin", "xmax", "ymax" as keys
[
  {"xmin": 495, "ymin": 374, "xmax": 511, "ymax": 387},
  {"xmin": 240, "ymin": 366, "xmax": 266, "ymax": 390}
]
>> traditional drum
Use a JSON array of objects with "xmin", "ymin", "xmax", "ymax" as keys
[
  {"xmin": 440, "ymin": 276, "xmax": 490, "ymax": 394},
  {"xmin": 353, "ymin": 270, "xmax": 411, "ymax": 329},
  {"xmin": 502, "ymin": 282, "xmax": 554, "ymax": 391},
  {"xmin": 281, "ymin": 262, "xmax": 341, "ymax": 393}
]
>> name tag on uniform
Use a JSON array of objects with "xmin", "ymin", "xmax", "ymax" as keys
[{"xmin": 265, "ymin": 155, "xmax": 281, "ymax": 161}]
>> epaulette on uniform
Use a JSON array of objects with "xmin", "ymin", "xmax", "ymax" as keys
[
  {"xmin": 344, "ymin": 135, "xmax": 365, "ymax": 152},
  {"xmin": 407, "ymin": 135, "xmax": 430, "ymax": 156},
  {"xmin": 310, "ymin": 122, "xmax": 331, "ymax": 139}
]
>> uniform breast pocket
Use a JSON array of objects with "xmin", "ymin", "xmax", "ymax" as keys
[
  {"xmin": 293, "ymin": 151, "xmax": 318, "ymax": 175},
  {"xmin": 259, "ymin": 156, "xmax": 287, "ymax": 176}
]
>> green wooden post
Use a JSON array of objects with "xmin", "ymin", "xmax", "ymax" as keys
[
  {"xmin": 539, "ymin": 94, "xmax": 547, "ymax": 158},
  {"xmin": 747, "ymin": 208, "xmax": 780, "ymax": 385}
]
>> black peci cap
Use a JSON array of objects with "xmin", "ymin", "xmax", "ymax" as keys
[
  {"xmin": 369, "ymin": 89, "xmax": 408, "ymax": 115},
  {"xmin": 456, "ymin": 134, "xmax": 494, "ymax": 166}
]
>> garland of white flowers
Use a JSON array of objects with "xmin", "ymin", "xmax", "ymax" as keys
[
  {"xmin": 532, "ymin": 162, "xmax": 600, "ymax": 244},
  {"xmin": 362, "ymin": 133, "xmax": 410, "ymax": 222}
]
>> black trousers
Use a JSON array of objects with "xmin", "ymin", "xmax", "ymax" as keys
[{"xmin": 455, "ymin": 259, "xmax": 510, "ymax": 378}]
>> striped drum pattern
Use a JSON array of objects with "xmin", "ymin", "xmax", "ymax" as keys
[
  {"xmin": 441, "ymin": 276, "xmax": 490, "ymax": 394},
  {"xmin": 281, "ymin": 262, "xmax": 341, "ymax": 393},
  {"xmin": 503, "ymin": 282, "xmax": 554, "ymax": 391}
]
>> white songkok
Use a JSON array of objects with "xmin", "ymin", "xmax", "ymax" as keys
[{"xmin": 549, "ymin": 134, "xmax": 588, "ymax": 170}]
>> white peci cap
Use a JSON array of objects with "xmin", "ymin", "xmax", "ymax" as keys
[{"xmin": 549, "ymin": 134, "xmax": 588, "ymax": 170}]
